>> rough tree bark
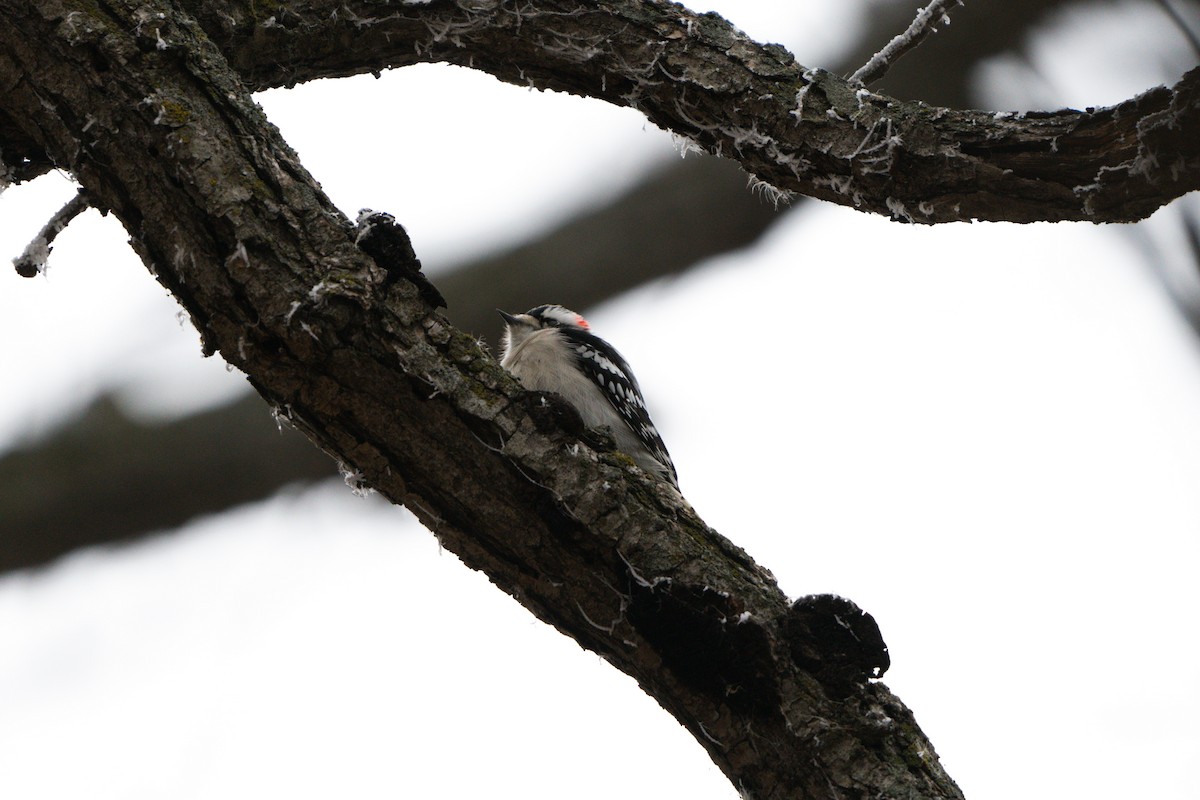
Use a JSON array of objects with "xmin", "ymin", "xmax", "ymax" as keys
[
  {"xmin": 2, "ymin": 0, "xmax": 1196, "ymax": 797},
  {"xmin": 4, "ymin": 0, "xmax": 1198, "ymax": 221}
]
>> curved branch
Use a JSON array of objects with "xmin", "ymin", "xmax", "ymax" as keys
[
  {"xmin": 1, "ymin": 1, "xmax": 962, "ymax": 797},
  {"xmin": 3, "ymin": 0, "xmax": 1195, "ymax": 221},
  {"xmin": 178, "ymin": 0, "xmax": 1196, "ymax": 223}
]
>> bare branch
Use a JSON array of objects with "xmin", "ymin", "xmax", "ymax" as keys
[
  {"xmin": 850, "ymin": 0, "xmax": 967, "ymax": 87},
  {"xmin": 2, "ymin": 1, "xmax": 1197, "ymax": 222},
  {"xmin": 182, "ymin": 0, "xmax": 1194, "ymax": 224},
  {"xmin": 12, "ymin": 189, "xmax": 89, "ymax": 277}
]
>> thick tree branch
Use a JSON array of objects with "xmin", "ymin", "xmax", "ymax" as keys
[
  {"xmin": 171, "ymin": 0, "xmax": 1200, "ymax": 222},
  {"xmin": 184, "ymin": 0, "xmax": 1200, "ymax": 221},
  {"xmin": 1, "ymin": 2, "xmax": 962, "ymax": 797},
  {"xmin": 3, "ymin": 0, "xmax": 1196, "ymax": 221}
]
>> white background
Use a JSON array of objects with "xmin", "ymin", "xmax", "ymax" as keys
[{"xmin": 2, "ymin": 2, "xmax": 1198, "ymax": 798}]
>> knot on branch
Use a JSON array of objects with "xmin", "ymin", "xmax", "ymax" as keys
[
  {"xmin": 786, "ymin": 594, "xmax": 890, "ymax": 697},
  {"xmin": 627, "ymin": 579, "xmax": 780, "ymax": 715},
  {"xmin": 354, "ymin": 210, "xmax": 445, "ymax": 308}
]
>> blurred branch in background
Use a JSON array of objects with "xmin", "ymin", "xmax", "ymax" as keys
[
  {"xmin": 1155, "ymin": 0, "xmax": 1200, "ymax": 56},
  {"xmin": 3, "ymin": 0, "xmax": 1198, "ymax": 573},
  {"xmin": 0, "ymin": 397, "xmax": 332, "ymax": 573}
]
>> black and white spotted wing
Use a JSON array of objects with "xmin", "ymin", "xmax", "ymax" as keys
[{"xmin": 560, "ymin": 326, "xmax": 678, "ymax": 486}]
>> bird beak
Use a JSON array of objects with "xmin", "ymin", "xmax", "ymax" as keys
[{"xmin": 497, "ymin": 309, "xmax": 520, "ymax": 326}]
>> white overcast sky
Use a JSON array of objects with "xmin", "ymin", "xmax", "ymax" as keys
[{"xmin": 2, "ymin": 2, "xmax": 1199, "ymax": 799}]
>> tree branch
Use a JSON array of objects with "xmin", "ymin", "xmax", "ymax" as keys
[
  {"xmin": 1153, "ymin": 0, "xmax": 1200, "ymax": 59},
  {"xmin": 0, "ymin": 395, "xmax": 334, "ymax": 573},
  {"xmin": 4, "ymin": 0, "xmax": 1196, "ymax": 222},
  {"xmin": 1, "ymin": 1, "xmax": 962, "ymax": 797},
  {"xmin": 12, "ymin": 188, "xmax": 89, "ymax": 277},
  {"xmin": 850, "ymin": 0, "xmax": 967, "ymax": 87},
  {"xmin": 184, "ymin": 0, "xmax": 1200, "ymax": 223}
]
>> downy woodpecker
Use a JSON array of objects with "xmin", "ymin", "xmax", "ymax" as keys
[{"xmin": 499, "ymin": 305, "xmax": 678, "ymax": 488}]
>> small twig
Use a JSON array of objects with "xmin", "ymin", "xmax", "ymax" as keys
[
  {"xmin": 13, "ymin": 189, "xmax": 90, "ymax": 277},
  {"xmin": 1153, "ymin": 0, "xmax": 1200, "ymax": 58},
  {"xmin": 850, "ymin": 0, "xmax": 966, "ymax": 87}
]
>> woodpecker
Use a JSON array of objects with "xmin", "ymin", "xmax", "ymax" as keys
[{"xmin": 499, "ymin": 305, "xmax": 678, "ymax": 488}]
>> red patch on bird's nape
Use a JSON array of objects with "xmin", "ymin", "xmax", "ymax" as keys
[{"xmin": 575, "ymin": 315, "xmax": 590, "ymax": 329}]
